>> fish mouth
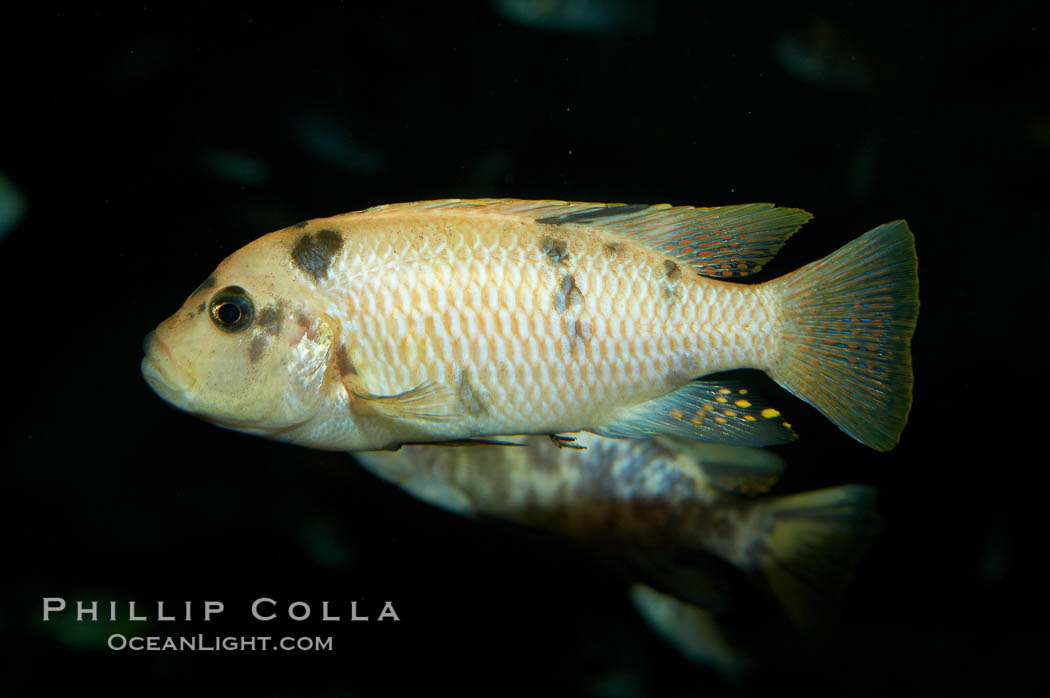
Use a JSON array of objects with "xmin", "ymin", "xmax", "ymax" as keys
[
  {"xmin": 141, "ymin": 331, "xmax": 195, "ymax": 401},
  {"xmin": 140, "ymin": 331, "xmax": 303, "ymax": 434}
]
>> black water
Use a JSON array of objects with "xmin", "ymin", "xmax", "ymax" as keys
[{"xmin": 3, "ymin": 3, "xmax": 1042, "ymax": 696}]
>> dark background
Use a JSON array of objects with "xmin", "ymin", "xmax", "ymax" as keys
[{"xmin": 3, "ymin": 2, "xmax": 1042, "ymax": 696}]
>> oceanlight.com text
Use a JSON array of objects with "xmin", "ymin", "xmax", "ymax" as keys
[{"xmin": 107, "ymin": 634, "xmax": 334, "ymax": 651}]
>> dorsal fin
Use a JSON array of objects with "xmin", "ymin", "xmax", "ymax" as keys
[{"xmin": 352, "ymin": 199, "xmax": 812, "ymax": 278}]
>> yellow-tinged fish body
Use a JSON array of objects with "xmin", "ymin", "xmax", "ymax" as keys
[{"xmin": 141, "ymin": 199, "xmax": 918, "ymax": 451}]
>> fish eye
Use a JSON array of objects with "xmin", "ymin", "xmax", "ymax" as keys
[{"xmin": 209, "ymin": 286, "xmax": 254, "ymax": 333}]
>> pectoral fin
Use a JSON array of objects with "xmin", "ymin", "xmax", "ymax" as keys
[{"xmin": 351, "ymin": 382, "xmax": 461, "ymax": 423}]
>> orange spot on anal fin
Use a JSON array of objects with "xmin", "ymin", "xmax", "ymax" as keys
[{"xmin": 591, "ymin": 379, "xmax": 796, "ymax": 448}]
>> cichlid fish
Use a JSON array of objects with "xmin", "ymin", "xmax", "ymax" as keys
[
  {"xmin": 355, "ymin": 432, "xmax": 879, "ymax": 634},
  {"xmin": 141, "ymin": 199, "xmax": 917, "ymax": 451}
]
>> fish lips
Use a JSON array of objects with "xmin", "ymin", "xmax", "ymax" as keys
[
  {"xmin": 141, "ymin": 330, "xmax": 195, "ymax": 403},
  {"xmin": 140, "ymin": 332, "xmax": 296, "ymax": 434}
]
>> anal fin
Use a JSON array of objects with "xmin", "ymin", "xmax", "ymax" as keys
[{"xmin": 593, "ymin": 380, "xmax": 797, "ymax": 447}]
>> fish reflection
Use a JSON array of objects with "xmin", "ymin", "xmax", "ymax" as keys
[{"xmin": 355, "ymin": 433, "xmax": 878, "ymax": 671}]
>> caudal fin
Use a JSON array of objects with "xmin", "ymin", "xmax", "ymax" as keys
[
  {"xmin": 754, "ymin": 485, "xmax": 879, "ymax": 631},
  {"xmin": 768, "ymin": 220, "xmax": 918, "ymax": 450}
]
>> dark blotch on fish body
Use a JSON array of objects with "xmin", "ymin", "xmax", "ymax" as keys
[
  {"xmin": 540, "ymin": 235, "xmax": 569, "ymax": 265},
  {"xmin": 257, "ymin": 303, "xmax": 284, "ymax": 337},
  {"xmin": 603, "ymin": 242, "xmax": 622, "ymax": 256},
  {"xmin": 335, "ymin": 345, "xmax": 358, "ymax": 376},
  {"xmin": 566, "ymin": 317, "xmax": 592, "ymax": 357},
  {"xmin": 553, "ymin": 273, "xmax": 583, "ymax": 312},
  {"xmin": 292, "ymin": 220, "xmax": 310, "ymax": 229},
  {"xmin": 248, "ymin": 335, "xmax": 266, "ymax": 363},
  {"xmin": 291, "ymin": 229, "xmax": 344, "ymax": 282},
  {"xmin": 457, "ymin": 371, "xmax": 487, "ymax": 416},
  {"xmin": 663, "ymin": 260, "xmax": 681, "ymax": 281},
  {"xmin": 574, "ymin": 318, "xmax": 591, "ymax": 342},
  {"xmin": 197, "ymin": 302, "xmax": 206, "ymax": 315},
  {"xmin": 662, "ymin": 260, "xmax": 681, "ymax": 303}
]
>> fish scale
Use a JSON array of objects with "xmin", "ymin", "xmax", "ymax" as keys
[
  {"xmin": 325, "ymin": 212, "xmax": 771, "ymax": 440},
  {"xmin": 142, "ymin": 198, "xmax": 917, "ymax": 452}
]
